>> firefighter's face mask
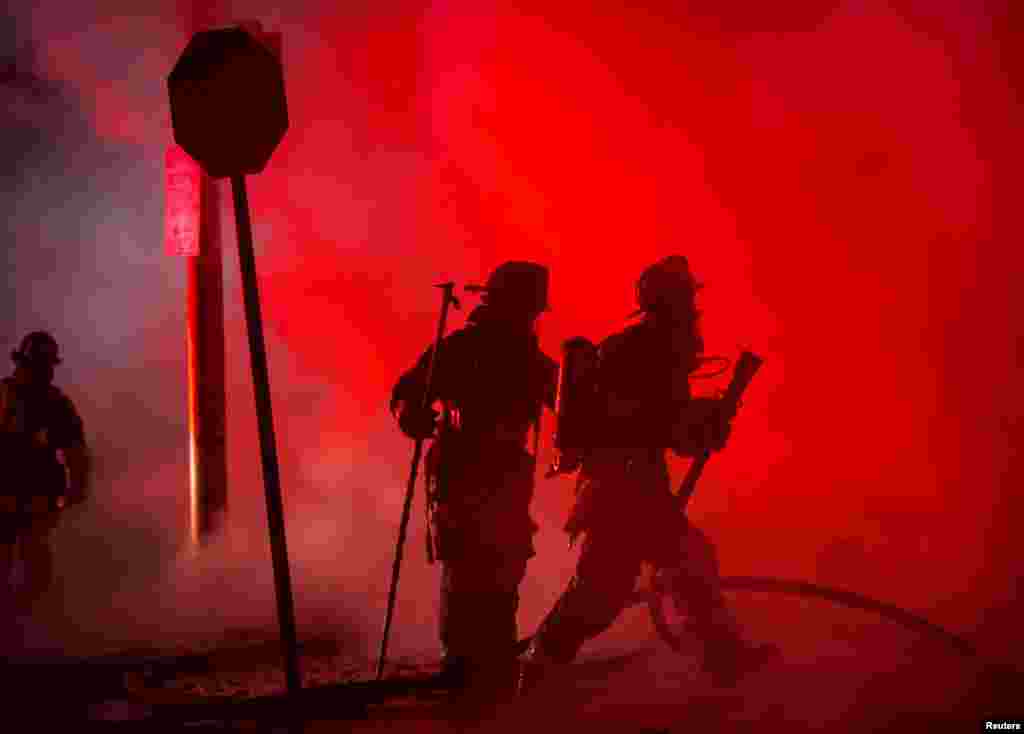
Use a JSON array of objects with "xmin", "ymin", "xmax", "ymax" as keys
[
  {"xmin": 635, "ymin": 256, "xmax": 702, "ymax": 317},
  {"xmin": 479, "ymin": 297, "xmax": 543, "ymax": 332},
  {"xmin": 12, "ymin": 333, "xmax": 61, "ymax": 385},
  {"xmin": 16, "ymin": 357, "xmax": 56, "ymax": 385}
]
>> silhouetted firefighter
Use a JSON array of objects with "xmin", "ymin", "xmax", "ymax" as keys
[
  {"xmin": 1, "ymin": 331, "xmax": 90, "ymax": 611},
  {"xmin": 390, "ymin": 262, "xmax": 558, "ymax": 702},
  {"xmin": 520, "ymin": 256, "xmax": 776, "ymax": 694}
]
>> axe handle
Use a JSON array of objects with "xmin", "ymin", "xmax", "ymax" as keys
[
  {"xmin": 676, "ymin": 351, "xmax": 762, "ymax": 512},
  {"xmin": 676, "ymin": 450, "xmax": 711, "ymax": 511}
]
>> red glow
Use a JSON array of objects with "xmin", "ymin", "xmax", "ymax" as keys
[
  {"xmin": 165, "ymin": 144, "xmax": 201, "ymax": 257},
  {"xmin": 186, "ymin": 260, "xmax": 201, "ymax": 549},
  {"xmin": 242, "ymin": 2, "xmax": 1005, "ymax": 624},
  {"xmin": 16, "ymin": 1, "xmax": 1020, "ymax": 662}
]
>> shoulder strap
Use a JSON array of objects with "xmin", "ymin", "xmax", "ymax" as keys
[
  {"xmin": 0, "ymin": 379, "xmax": 19, "ymax": 433},
  {"xmin": 532, "ymin": 409, "xmax": 541, "ymax": 460}
]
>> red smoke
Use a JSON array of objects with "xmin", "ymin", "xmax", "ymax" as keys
[
  {"xmin": 11, "ymin": 0, "xmax": 1021, "ymax": 663},
  {"xmin": 251, "ymin": 0, "xmax": 1003, "ymax": 620}
]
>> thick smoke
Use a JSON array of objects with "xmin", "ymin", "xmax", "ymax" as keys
[{"xmin": 3, "ymin": 0, "xmax": 1021, "ymax": 669}]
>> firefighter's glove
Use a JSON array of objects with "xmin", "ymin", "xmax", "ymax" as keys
[
  {"xmin": 694, "ymin": 397, "xmax": 732, "ymax": 452},
  {"xmin": 398, "ymin": 405, "xmax": 439, "ymax": 440},
  {"xmin": 27, "ymin": 496, "xmax": 52, "ymax": 514},
  {"xmin": 675, "ymin": 397, "xmax": 733, "ymax": 455}
]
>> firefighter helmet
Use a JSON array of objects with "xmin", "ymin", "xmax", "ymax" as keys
[
  {"xmin": 11, "ymin": 331, "xmax": 62, "ymax": 365},
  {"xmin": 632, "ymin": 255, "xmax": 702, "ymax": 317},
  {"xmin": 468, "ymin": 261, "xmax": 550, "ymax": 313}
]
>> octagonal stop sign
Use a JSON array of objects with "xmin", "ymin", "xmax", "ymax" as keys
[
  {"xmin": 168, "ymin": 27, "xmax": 287, "ymax": 179},
  {"xmin": 167, "ymin": 26, "xmax": 301, "ymax": 698}
]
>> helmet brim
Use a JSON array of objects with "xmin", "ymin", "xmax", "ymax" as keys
[
  {"xmin": 466, "ymin": 284, "xmax": 550, "ymax": 312},
  {"xmin": 11, "ymin": 350, "xmax": 61, "ymax": 365}
]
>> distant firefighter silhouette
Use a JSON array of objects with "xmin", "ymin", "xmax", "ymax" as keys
[
  {"xmin": 520, "ymin": 256, "xmax": 777, "ymax": 695},
  {"xmin": 390, "ymin": 261, "xmax": 558, "ymax": 701},
  {"xmin": 1, "ymin": 331, "xmax": 91, "ymax": 612}
]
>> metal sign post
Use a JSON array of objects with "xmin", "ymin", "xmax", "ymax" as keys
[{"xmin": 168, "ymin": 25, "xmax": 300, "ymax": 697}]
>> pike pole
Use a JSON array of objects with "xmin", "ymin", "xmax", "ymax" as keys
[{"xmin": 376, "ymin": 282, "xmax": 460, "ymax": 680}]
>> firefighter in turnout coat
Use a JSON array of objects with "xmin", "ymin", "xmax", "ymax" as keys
[
  {"xmin": 390, "ymin": 262, "xmax": 558, "ymax": 699},
  {"xmin": 520, "ymin": 256, "xmax": 776, "ymax": 694},
  {"xmin": 1, "ymin": 331, "xmax": 91, "ymax": 610}
]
